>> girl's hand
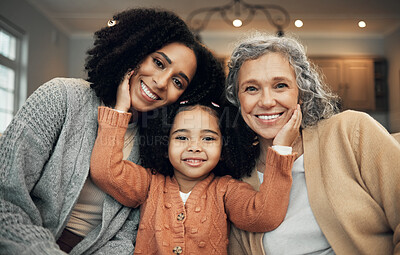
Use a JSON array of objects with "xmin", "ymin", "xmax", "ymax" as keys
[
  {"xmin": 273, "ymin": 104, "xmax": 302, "ymax": 146},
  {"xmin": 114, "ymin": 71, "xmax": 133, "ymax": 112}
]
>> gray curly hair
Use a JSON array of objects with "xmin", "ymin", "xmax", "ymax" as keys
[{"xmin": 226, "ymin": 33, "xmax": 341, "ymax": 128}]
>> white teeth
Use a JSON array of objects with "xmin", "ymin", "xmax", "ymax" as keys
[
  {"xmin": 141, "ymin": 82, "xmax": 158, "ymax": 100},
  {"xmin": 258, "ymin": 114, "xmax": 280, "ymax": 120},
  {"xmin": 186, "ymin": 159, "xmax": 203, "ymax": 163}
]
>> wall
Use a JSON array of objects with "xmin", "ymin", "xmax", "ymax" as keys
[
  {"xmin": 199, "ymin": 31, "xmax": 385, "ymax": 57},
  {"xmin": 0, "ymin": 0, "xmax": 69, "ymax": 97},
  {"xmin": 385, "ymin": 27, "xmax": 400, "ymax": 132},
  {"xmin": 68, "ymin": 35, "xmax": 93, "ymax": 79}
]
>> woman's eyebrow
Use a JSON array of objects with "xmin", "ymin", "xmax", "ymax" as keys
[
  {"xmin": 272, "ymin": 76, "xmax": 290, "ymax": 82},
  {"xmin": 201, "ymin": 129, "xmax": 220, "ymax": 136},
  {"xmin": 157, "ymin": 52, "xmax": 190, "ymax": 84},
  {"xmin": 171, "ymin": 129, "xmax": 188, "ymax": 135},
  {"xmin": 239, "ymin": 79, "xmax": 259, "ymax": 87},
  {"xmin": 156, "ymin": 51, "xmax": 171, "ymax": 64},
  {"xmin": 179, "ymin": 72, "xmax": 190, "ymax": 84}
]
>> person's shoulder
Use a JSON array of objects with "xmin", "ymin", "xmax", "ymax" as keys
[
  {"xmin": 320, "ymin": 110, "xmax": 373, "ymax": 128},
  {"xmin": 313, "ymin": 110, "xmax": 384, "ymax": 139},
  {"xmin": 47, "ymin": 77, "xmax": 92, "ymax": 92},
  {"xmin": 213, "ymin": 174, "xmax": 243, "ymax": 189},
  {"xmin": 50, "ymin": 78, "xmax": 98, "ymax": 105},
  {"xmin": 334, "ymin": 110, "xmax": 370, "ymax": 119},
  {"xmin": 37, "ymin": 77, "xmax": 91, "ymax": 96}
]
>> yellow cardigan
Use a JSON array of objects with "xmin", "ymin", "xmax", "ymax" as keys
[{"xmin": 229, "ymin": 110, "xmax": 400, "ymax": 255}]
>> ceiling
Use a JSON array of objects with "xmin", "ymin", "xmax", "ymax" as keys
[{"xmin": 25, "ymin": 0, "xmax": 400, "ymax": 38}]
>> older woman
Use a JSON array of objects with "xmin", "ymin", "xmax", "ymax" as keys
[
  {"xmin": 225, "ymin": 33, "xmax": 400, "ymax": 254},
  {"xmin": 0, "ymin": 8, "xmax": 225, "ymax": 255}
]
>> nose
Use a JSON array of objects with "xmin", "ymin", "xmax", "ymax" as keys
[
  {"xmin": 153, "ymin": 71, "xmax": 170, "ymax": 90},
  {"xmin": 187, "ymin": 140, "xmax": 202, "ymax": 153},
  {"xmin": 258, "ymin": 89, "xmax": 276, "ymax": 108}
]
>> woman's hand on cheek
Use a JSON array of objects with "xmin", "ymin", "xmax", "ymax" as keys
[
  {"xmin": 114, "ymin": 71, "xmax": 133, "ymax": 112},
  {"xmin": 273, "ymin": 104, "xmax": 302, "ymax": 146}
]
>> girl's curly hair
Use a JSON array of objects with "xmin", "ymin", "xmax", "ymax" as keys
[
  {"xmin": 220, "ymin": 103, "xmax": 260, "ymax": 178},
  {"xmin": 138, "ymin": 100, "xmax": 255, "ymax": 179},
  {"xmin": 85, "ymin": 7, "xmax": 222, "ymax": 107}
]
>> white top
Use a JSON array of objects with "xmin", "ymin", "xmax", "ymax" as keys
[
  {"xmin": 66, "ymin": 121, "xmax": 137, "ymax": 237},
  {"xmin": 258, "ymin": 155, "xmax": 335, "ymax": 255},
  {"xmin": 180, "ymin": 191, "xmax": 192, "ymax": 205}
]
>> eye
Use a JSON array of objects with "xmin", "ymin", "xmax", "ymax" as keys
[
  {"xmin": 172, "ymin": 77, "xmax": 184, "ymax": 90},
  {"xmin": 175, "ymin": 135, "xmax": 188, "ymax": 141},
  {"xmin": 202, "ymin": 136, "xmax": 216, "ymax": 142},
  {"xmin": 153, "ymin": 58, "xmax": 164, "ymax": 69},
  {"xmin": 244, "ymin": 86, "xmax": 258, "ymax": 92},
  {"xmin": 276, "ymin": 83, "xmax": 288, "ymax": 89}
]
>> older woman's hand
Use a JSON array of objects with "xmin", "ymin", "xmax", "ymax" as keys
[
  {"xmin": 273, "ymin": 104, "xmax": 302, "ymax": 147},
  {"xmin": 114, "ymin": 71, "xmax": 134, "ymax": 112}
]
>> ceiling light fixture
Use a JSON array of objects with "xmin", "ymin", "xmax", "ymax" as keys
[
  {"xmin": 358, "ymin": 21, "xmax": 366, "ymax": 28},
  {"xmin": 232, "ymin": 19, "xmax": 243, "ymax": 27},
  {"xmin": 187, "ymin": 0, "xmax": 290, "ymax": 37},
  {"xmin": 294, "ymin": 19, "xmax": 303, "ymax": 28}
]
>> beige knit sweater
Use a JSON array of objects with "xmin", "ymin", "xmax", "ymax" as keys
[{"xmin": 228, "ymin": 110, "xmax": 400, "ymax": 255}]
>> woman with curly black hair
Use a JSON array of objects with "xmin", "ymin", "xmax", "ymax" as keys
[{"xmin": 0, "ymin": 7, "xmax": 225, "ymax": 255}]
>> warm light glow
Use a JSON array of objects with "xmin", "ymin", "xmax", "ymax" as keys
[
  {"xmin": 358, "ymin": 21, "xmax": 366, "ymax": 28},
  {"xmin": 233, "ymin": 19, "xmax": 243, "ymax": 27},
  {"xmin": 294, "ymin": 19, "xmax": 303, "ymax": 28}
]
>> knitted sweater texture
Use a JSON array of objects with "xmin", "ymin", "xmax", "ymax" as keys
[
  {"xmin": 90, "ymin": 107, "xmax": 296, "ymax": 255},
  {"xmin": 0, "ymin": 78, "xmax": 140, "ymax": 255},
  {"xmin": 228, "ymin": 110, "xmax": 400, "ymax": 255}
]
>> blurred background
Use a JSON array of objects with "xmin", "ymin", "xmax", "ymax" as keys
[{"xmin": 1, "ymin": 0, "xmax": 400, "ymax": 133}]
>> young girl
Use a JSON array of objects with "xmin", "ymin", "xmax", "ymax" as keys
[{"xmin": 90, "ymin": 98, "xmax": 301, "ymax": 254}]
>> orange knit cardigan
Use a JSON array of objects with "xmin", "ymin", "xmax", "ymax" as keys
[{"xmin": 90, "ymin": 107, "xmax": 295, "ymax": 254}]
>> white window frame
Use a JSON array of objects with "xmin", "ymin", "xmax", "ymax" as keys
[{"xmin": 0, "ymin": 17, "xmax": 27, "ymax": 133}]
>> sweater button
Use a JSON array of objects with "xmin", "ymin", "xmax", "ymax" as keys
[
  {"xmin": 173, "ymin": 246, "xmax": 183, "ymax": 254},
  {"xmin": 177, "ymin": 212, "xmax": 185, "ymax": 221},
  {"xmin": 198, "ymin": 241, "xmax": 206, "ymax": 247}
]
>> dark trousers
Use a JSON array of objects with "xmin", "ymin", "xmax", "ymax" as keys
[{"xmin": 56, "ymin": 228, "xmax": 84, "ymax": 253}]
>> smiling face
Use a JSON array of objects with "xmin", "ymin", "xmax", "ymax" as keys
[
  {"xmin": 168, "ymin": 106, "xmax": 222, "ymax": 191},
  {"xmin": 129, "ymin": 42, "xmax": 197, "ymax": 112},
  {"xmin": 238, "ymin": 52, "xmax": 299, "ymax": 142}
]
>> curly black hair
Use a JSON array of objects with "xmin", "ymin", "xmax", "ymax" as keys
[
  {"xmin": 138, "ymin": 99, "xmax": 255, "ymax": 180},
  {"xmin": 85, "ymin": 7, "xmax": 223, "ymax": 107},
  {"xmin": 220, "ymin": 103, "xmax": 259, "ymax": 179},
  {"xmin": 215, "ymin": 102, "xmax": 259, "ymax": 179}
]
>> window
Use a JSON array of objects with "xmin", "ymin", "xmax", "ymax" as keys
[{"xmin": 0, "ymin": 18, "xmax": 27, "ymax": 133}]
